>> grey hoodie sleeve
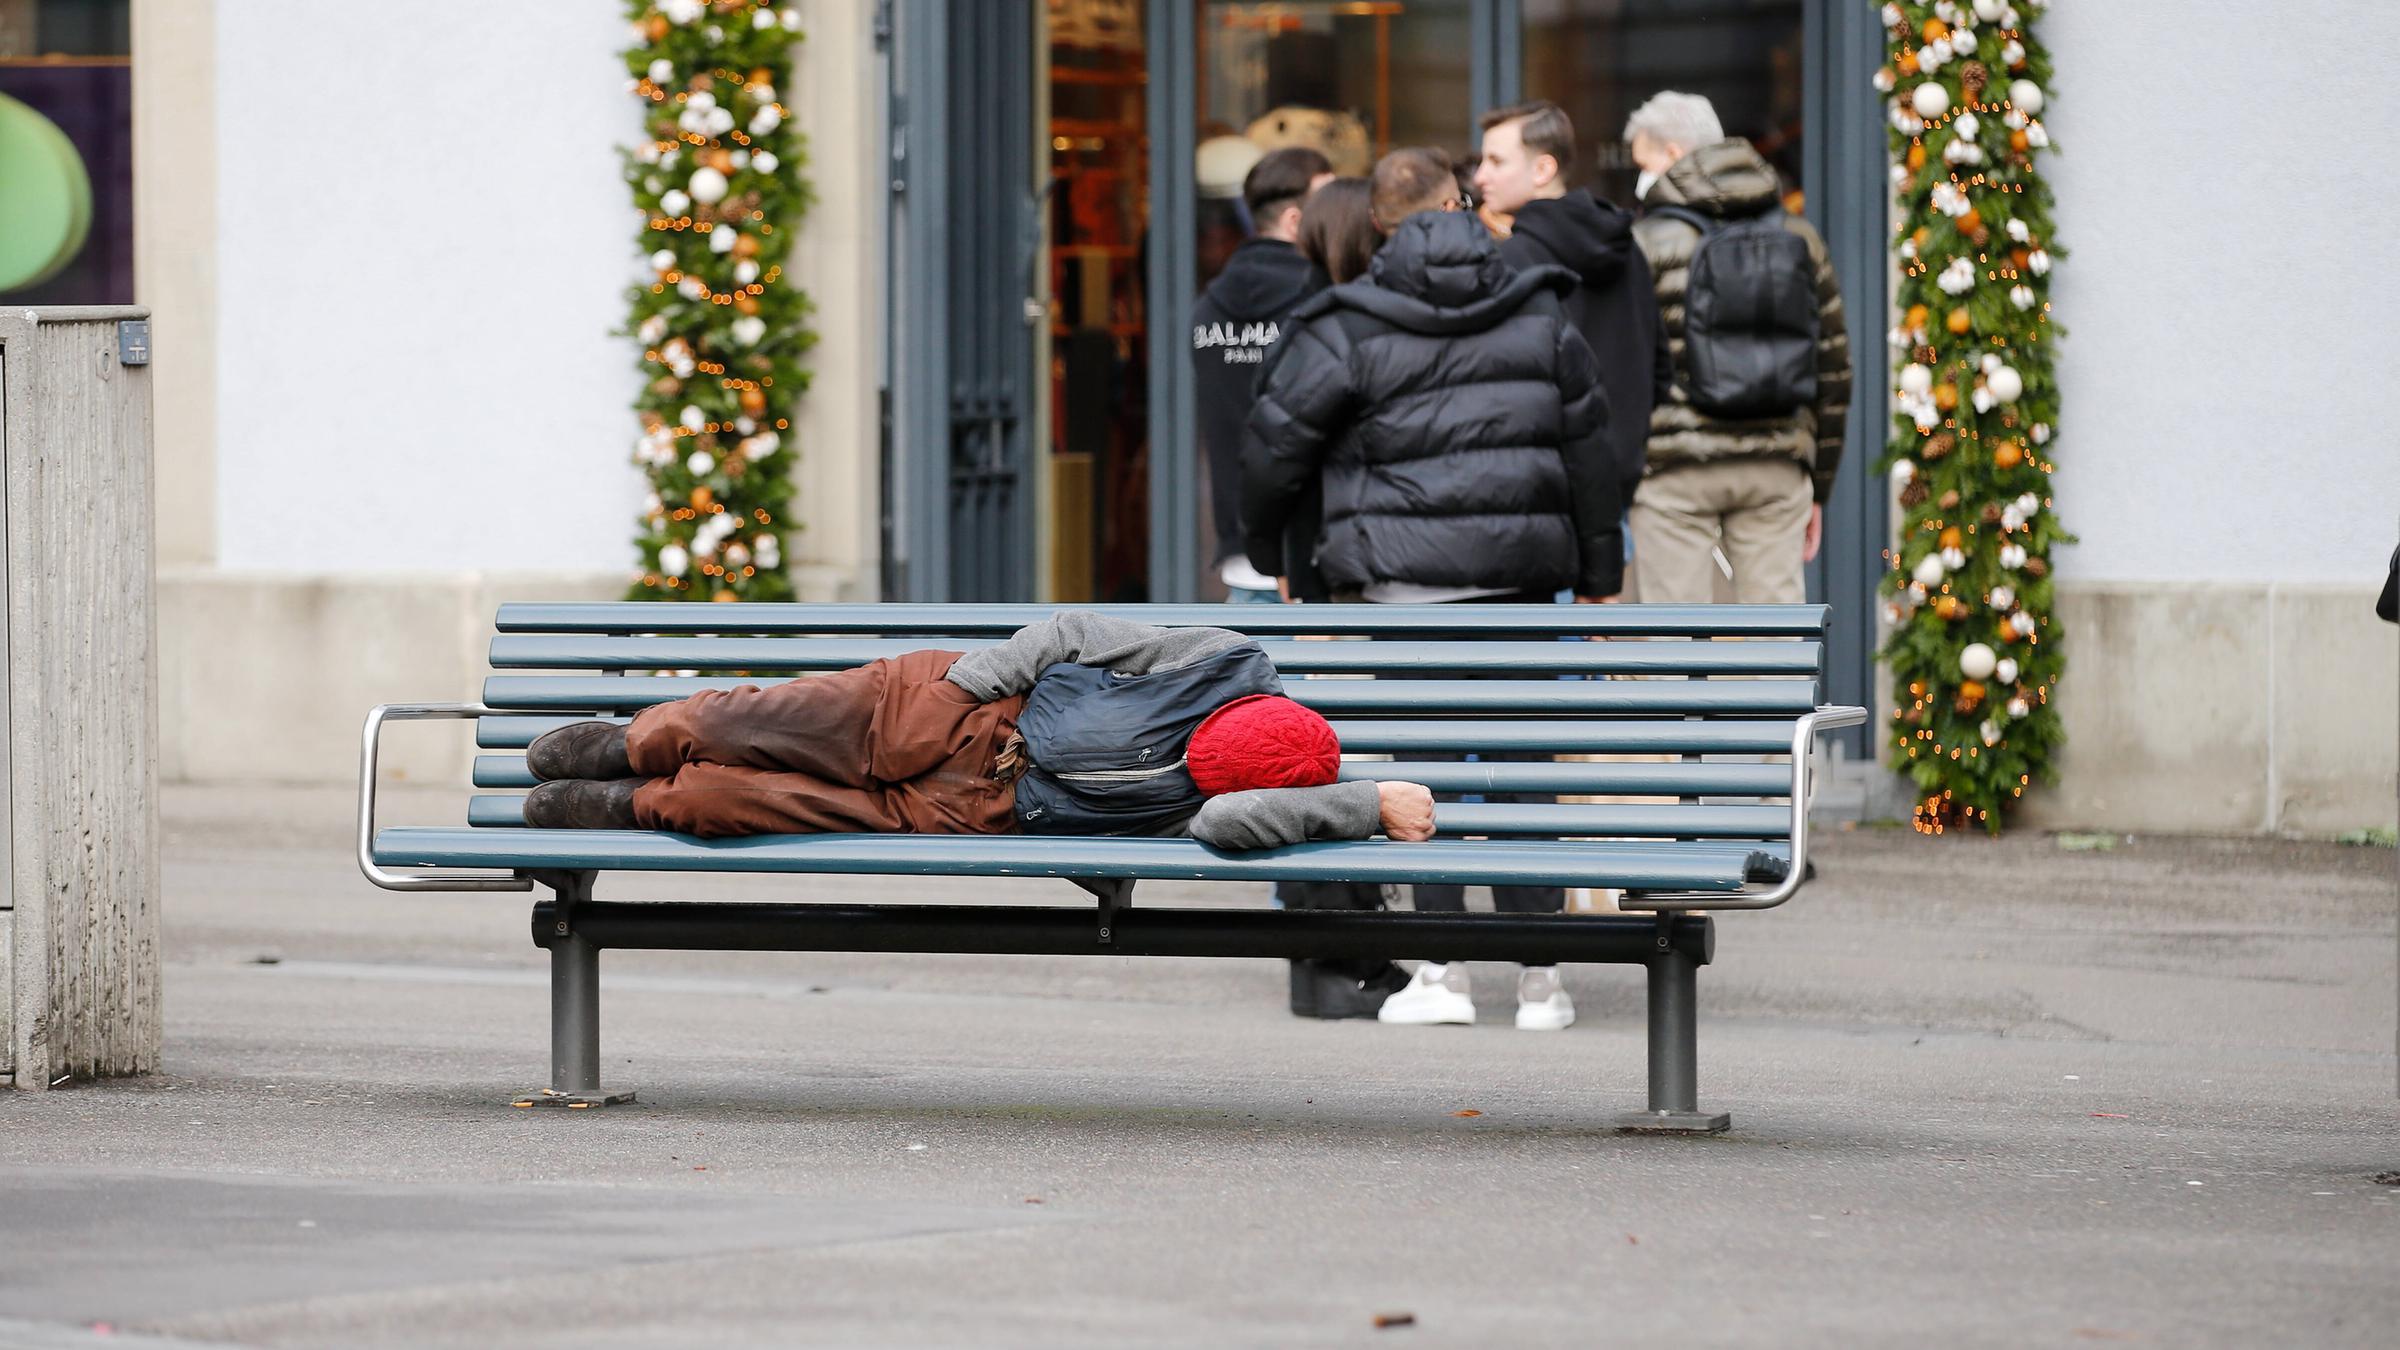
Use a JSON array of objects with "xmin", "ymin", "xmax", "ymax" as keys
[
  {"xmin": 943, "ymin": 610, "xmax": 1253, "ymax": 702},
  {"xmin": 1186, "ymin": 780, "xmax": 1384, "ymax": 851}
]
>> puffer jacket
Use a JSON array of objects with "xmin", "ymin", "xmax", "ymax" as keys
[
  {"xmin": 1240, "ymin": 210, "xmax": 1621, "ymax": 598},
  {"xmin": 1634, "ymin": 139, "xmax": 1852, "ymax": 502}
]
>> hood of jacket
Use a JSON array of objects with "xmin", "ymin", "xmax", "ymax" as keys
[
  {"xmin": 1197, "ymin": 236, "xmax": 1314, "ymax": 322},
  {"xmin": 1646, "ymin": 139, "xmax": 1783, "ymax": 219},
  {"xmin": 1505, "ymin": 190, "xmax": 1639, "ymax": 285},
  {"xmin": 1326, "ymin": 210, "xmax": 1572, "ymax": 335}
]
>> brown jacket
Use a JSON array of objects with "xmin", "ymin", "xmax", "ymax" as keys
[{"xmin": 1633, "ymin": 140, "xmax": 1852, "ymax": 502}]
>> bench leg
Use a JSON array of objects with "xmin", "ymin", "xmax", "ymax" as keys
[
  {"xmin": 517, "ymin": 875, "xmax": 635, "ymax": 1109},
  {"xmin": 1615, "ymin": 948, "xmax": 1729, "ymax": 1134}
]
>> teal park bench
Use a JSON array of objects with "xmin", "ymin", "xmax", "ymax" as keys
[{"xmin": 359, "ymin": 603, "xmax": 1864, "ymax": 1132}]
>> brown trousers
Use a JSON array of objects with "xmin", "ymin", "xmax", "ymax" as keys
[{"xmin": 624, "ymin": 650, "xmax": 1026, "ymax": 838}]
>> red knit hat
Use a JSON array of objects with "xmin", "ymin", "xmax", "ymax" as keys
[{"xmin": 1186, "ymin": 694, "xmax": 1341, "ymax": 796}]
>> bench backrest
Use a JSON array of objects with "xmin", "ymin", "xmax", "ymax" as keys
[{"xmin": 466, "ymin": 603, "xmax": 1834, "ymax": 846}]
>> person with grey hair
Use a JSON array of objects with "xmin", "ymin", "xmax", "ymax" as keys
[{"xmin": 1620, "ymin": 91, "xmax": 1851, "ymax": 609}]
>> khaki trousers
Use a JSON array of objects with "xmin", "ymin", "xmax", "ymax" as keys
[{"xmin": 1628, "ymin": 457, "xmax": 1813, "ymax": 605}]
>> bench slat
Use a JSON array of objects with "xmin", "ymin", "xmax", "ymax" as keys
[
  {"xmin": 486, "ymin": 635, "xmax": 1824, "ymax": 678},
  {"xmin": 473, "ymin": 714, "xmax": 1808, "ymax": 755},
  {"xmin": 463, "ymin": 794, "xmax": 1790, "ymax": 840},
  {"xmin": 373, "ymin": 826, "xmax": 1780, "ymax": 891},
  {"xmin": 468, "ymin": 753, "xmax": 1789, "ymax": 797},
  {"xmin": 480, "ymin": 675, "xmax": 1822, "ymax": 717},
  {"xmin": 477, "ymin": 711, "xmax": 1804, "ymax": 749},
  {"xmin": 493, "ymin": 601, "xmax": 1831, "ymax": 639}
]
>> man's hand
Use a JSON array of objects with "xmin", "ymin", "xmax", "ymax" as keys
[
  {"xmin": 1802, "ymin": 503, "xmax": 1824, "ymax": 563},
  {"xmin": 1376, "ymin": 781, "xmax": 1435, "ymax": 841},
  {"xmin": 1276, "ymin": 575, "xmax": 1293, "ymax": 603}
]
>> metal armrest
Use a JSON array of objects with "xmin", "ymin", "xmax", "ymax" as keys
[
  {"xmin": 358, "ymin": 703, "xmax": 534, "ymax": 893},
  {"xmin": 1617, "ymin": 705, "xmax": 1869, "ymax": 913}
]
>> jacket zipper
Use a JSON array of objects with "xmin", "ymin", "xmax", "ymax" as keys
[{"xmin": 1051, "ymin": 755, "xmax": 1187, "ymax": 784}]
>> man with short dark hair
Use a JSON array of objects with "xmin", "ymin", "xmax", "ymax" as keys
[
  {"xmin": 1192, "ymin": 146, "xmax": 1334, "ymax": 600},
  {"xmin": 1475, "ymin": 99, "xmax": 1667, "ymax": 508}
]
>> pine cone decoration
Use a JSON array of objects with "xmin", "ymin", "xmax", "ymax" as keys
[
  {"xmin": 1960, "ymin": 60, "xmax": 1990, "ymax": 96},
  {"xmin": 2023, "ymin": 557, "xmax": 2050, "ymax": 579},
  {"xmin": 1923, "ymin": 431, "xmax": 1957, "ymax": 460},
  {"xmin": 1899, "ymin": 481, "xmax": 1931, "ymax": 508}
]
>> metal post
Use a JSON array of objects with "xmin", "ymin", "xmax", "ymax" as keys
[
  {"xmin": 1616, "ymin": 947, "xmax": 1729, "ymax": 1133},
  {"xmin": 549, "ymin": 933, "xmax": 600, "ymax": 1094},
  {"xmin": 517, "ymin": 872, "xmax": 633, "ymax": 1109}
]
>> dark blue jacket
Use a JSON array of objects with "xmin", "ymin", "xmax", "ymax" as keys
[{"xmin": 1011, "ymin": 644, "xmax": 1283, "ymax": 836}]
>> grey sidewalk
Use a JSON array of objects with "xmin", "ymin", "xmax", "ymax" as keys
[{"xmin": 1, "ymin": 785, "xmax": 2394, "ymax": 1348}]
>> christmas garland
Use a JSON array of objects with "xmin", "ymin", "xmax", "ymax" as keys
[
  {"xmin": 1874, "ymin": 0, "xmax": 2065, "ymax": 834},
  {"xmin": 622, "ymin": 0, "xmax": 817, "ymax": 601}
]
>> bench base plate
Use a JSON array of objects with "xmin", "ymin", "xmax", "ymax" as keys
[
  {"xmin": 1614, "ymin": 1109, "xmax": 1730, "ymax": 1135},
  {"xmin": 513, "ymin": 1088, "xmax": 638, "ymax": 1110}
]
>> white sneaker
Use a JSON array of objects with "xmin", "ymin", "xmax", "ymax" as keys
[
  {"xmin": 1377, "ymin": 963, "xmax": 1475, "ymax": 1026},
  {"xmin": 1515, "ymin": 967, "xmax": 1576, "ymax": 1031}
]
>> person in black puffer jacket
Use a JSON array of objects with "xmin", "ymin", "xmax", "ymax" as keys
[{"xmin": 1240, "ymin": 154, "xmax": 1622, "ymax": 602}]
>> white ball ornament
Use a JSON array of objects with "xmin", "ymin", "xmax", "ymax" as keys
[
  {"xmin": 1988, "ymin": 586, "xmax": 2017, "ymax": 613},
  {"xmin": 689, "ymin": 167, "xmax": 729, "ymax": 206},
  {"xmin": 1912, "ymin": 83, "xmax": 1951, "ymax": 119},
  {"xmin": 677, "ymin": 275, "xmax": 709, "ymax": 300},
  {"xmin": 688, "ymin": 91, "xmax": 717, "ymax": 113},
  {"xmin": 1996, "ymin": 657, "xmax": 2019, "ymax": 686},
  {"xmin": 1986, "ymin": 365, "xmax": 2025, "ymax": 403},
  {"xmin": 731, "ymin": 149, "xmax": 751, "ymax": 169},
  {"xmin": 657, "ymin": 544, "xmax": 690, "ymax": 579},
  {"xmin": 752, "ymin": 150, "xmax": 779, "ymax": 174},
  {"xmin": 2029, "ymin": 422, "xmax": 2051, "ymax": 445},
  {"xmin": 660, "ymin": 188, "xmax": 691, "ymax": 217},
  {"xmin": 710, "ymin": 227, "xmax": 738, "ymax": 254},
  {"xmin": 679, "ymin": 405, "xmax": 706, "ymax": 432},
  {"xmin": 707, "ymin": 107, "xmax": 737, "ymax": 137},
  {"xmin": 638, "ymin": 314, "xmax": 667, "ymax": 344},
  {"xmin": 780, "ymin": 8, "xmax": 800, "ymax": 29},
  {"xmin": 1913, "ymin": 553, "xmax": 1948, "ymax": 588},
  {"xmin": 744, "ymin": 431, "xmax": 781, "ymax": 460},
  {"xmin": 2006, "ymin": 697, "xmax": 2030, "ymax": 720},
  {"xmin": 734, "ymin": 259, "xmax": 761, "ymax": 285},
  {"xmin": 1974, "ymin": 0, "xmax": 2006, "ymax": 19},
  {"xmin": 1980, "ymin": 353, "xmax": 2004, "ymax": 375},
  {"xmin": 730, "ymin": 315, "xmax": 767, "ymax": 347},
  {"xmin": 1960, "ymin": 642, "xmax": 1999, "ymax": 681},
  {"xmin": 1900, "ymin": 363, "xmax": 1934, "ymax": 396},
  {"xmin": 750, "ymin": 107, "xmax": 783, "ymax": 137},
  {"xmin": 649, "ymin": 248, "xmax": 676, "ymax": 272},
  {"xmin": 661, "ymin": 0, "xmax": 703, "ymax": 23},
  {"xmin": 647, "ymin": 58, "xmax": 675, "ymax": 84},
  {"xmin": 724, "ymin": 542, "xmax": 752, "ymax": 569},
  {"xmin": 754, "ymin": 8, "xmax": 779, "ymax": 28},
  {"xmin": 2008, "ymin": 80, "xmax": 2044, "ymax": 115},
  {"xmin": 687, "ymin": 449, "xmax": 716, "ymax": 476}
]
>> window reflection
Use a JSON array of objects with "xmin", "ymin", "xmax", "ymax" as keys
[
  {"xmin": 0, "ymin": 0, "xmax": 132, "ymax": 304},
  {"xmin": 1523, "ymin": 0, "xmax": 1804, "ymax": 212}
]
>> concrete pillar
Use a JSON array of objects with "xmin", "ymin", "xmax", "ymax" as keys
[{"xmin": 0, "ymin": 306, "xmax": 162, "ymax": 1088}]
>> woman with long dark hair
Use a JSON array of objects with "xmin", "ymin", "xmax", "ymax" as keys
[{"xmin": 1295, "ymin": 176, "xmax": 1378, "ymax": 286}]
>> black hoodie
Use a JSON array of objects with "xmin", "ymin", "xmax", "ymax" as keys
[
  {"xmin": 1241, "ymin": 211, "xmax": 1621, "ymax": 598},
  {"xmin": 1499, "ymin": 190, "xmax": 1668, "ymax": 496},
  {"xmin": 1190, "ymin": 237, "xmax": 1315, "ymax": 568}
]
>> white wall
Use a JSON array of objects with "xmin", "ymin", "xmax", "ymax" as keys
[
  {"xmin": 213, "ymin": 0, "xmax": 643, "ymax": 573},
  {"xmin": 2045, "ymin": 0, "xmax": 2400, "ymax": 585}
]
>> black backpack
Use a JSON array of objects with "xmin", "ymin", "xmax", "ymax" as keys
[{"xmin": 1652, "ymin": 204, "xmax": 1820, "ymax": 419}]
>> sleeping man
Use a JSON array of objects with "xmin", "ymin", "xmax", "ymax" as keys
[{"xmin": 521, "ymin": 610, "xmax": 1437, "ymax": 852}]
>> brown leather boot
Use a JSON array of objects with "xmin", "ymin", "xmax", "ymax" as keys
[
  {"xmin": 525, "ymin": 721, "xmax": 631, "ymax": 782},
  {"xmin": 522, "ymin": 778, "xmax": 644, "ymax": 830}
]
